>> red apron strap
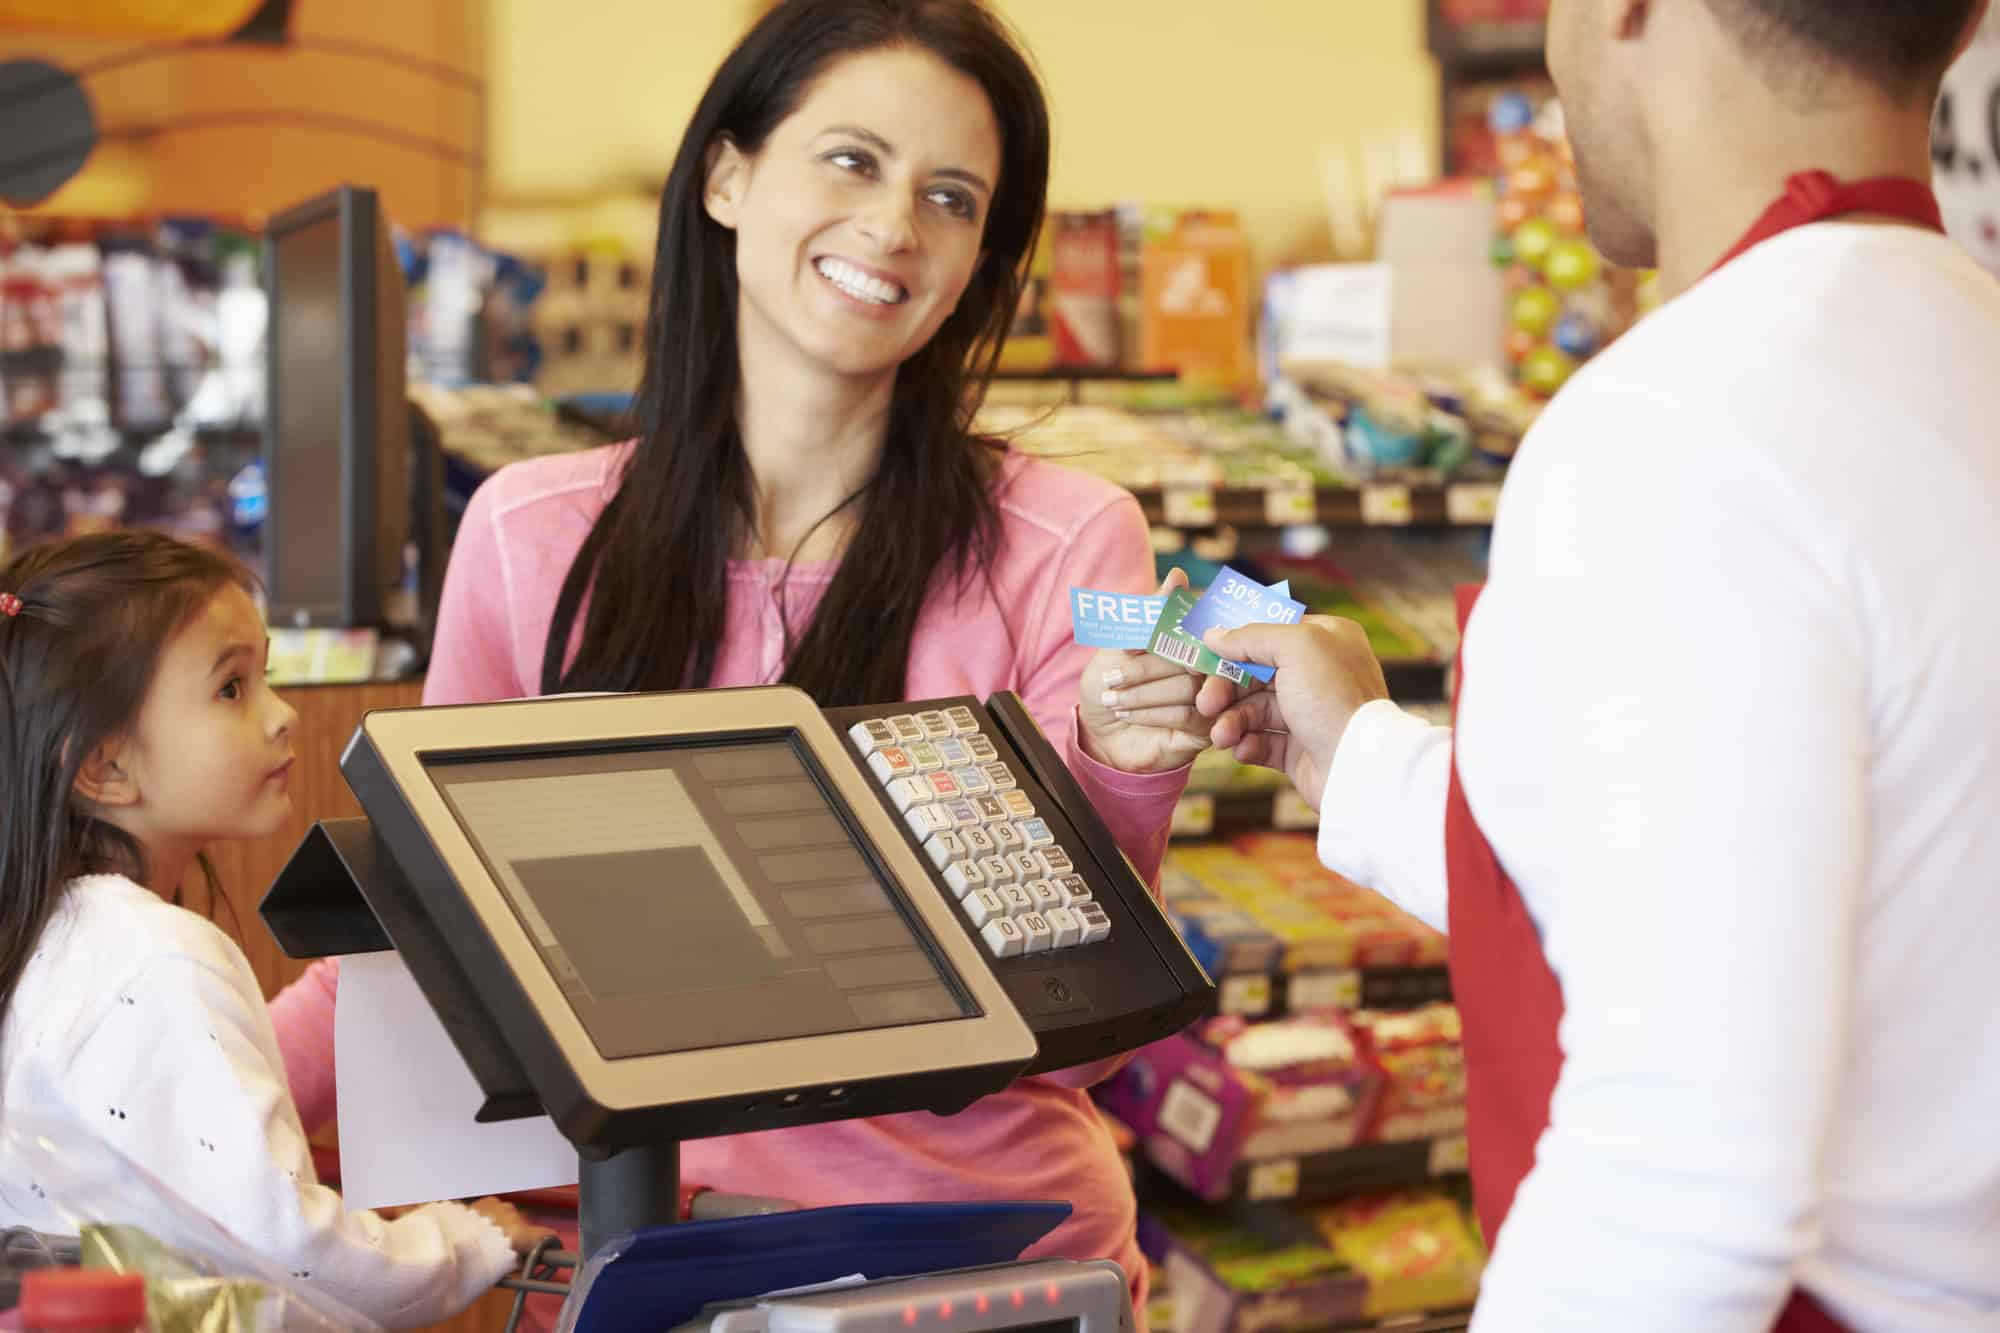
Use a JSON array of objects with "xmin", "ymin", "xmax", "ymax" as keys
[{"xmin": 1710, "ymin": 171, "xmax": 1945, "ymax": 273}]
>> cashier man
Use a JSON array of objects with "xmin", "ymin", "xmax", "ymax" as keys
[{"xmin": 1198, "ymin": 1, "xmax": 2000, "ymax": 1330}]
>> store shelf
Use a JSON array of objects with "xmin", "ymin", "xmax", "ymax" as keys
[
  {"xmin": 1231, "ymin": 1134, "xmax": 1470, "ymax": 1205},
  {"xmin": 1137, "ymin": 1135, "xmax": 1470, "ymax": 1210},
  {"xmin": 1211, "ymin": 964, "xmax": 1453, "ymax": 1021},
  {"xmin": 1134, "ymin": 480, "xmax": 1502, "ymax": 531}
]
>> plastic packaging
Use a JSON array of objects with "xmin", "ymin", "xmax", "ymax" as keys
[{"xmin": 0, "ymin": 1112, "xmax": 377, "ymax": 1332}]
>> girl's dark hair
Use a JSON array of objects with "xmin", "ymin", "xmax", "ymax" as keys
[
  {"xmin": 542, "ymin": 0, "xmax": 1050, "ymax": 704},
  {"xmin": 0, "ymin": 531, "xmax": 253, "ymax": 1042}
]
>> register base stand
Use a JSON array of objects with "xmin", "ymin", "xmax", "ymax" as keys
[{"xmin": 577, "ymin": 1143, "xmax": 678, "ymax": 1264}]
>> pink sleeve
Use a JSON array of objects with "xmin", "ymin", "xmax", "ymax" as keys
[
  {"xmin": 1014, "ymin": 490, "xmax": 1191, "ymax": 889},
  {"xmin": 422, "ymin": 476, "xmax": 528, "ymax": 707},
  {"xmin": 268, "ymin": 956, "xmax": 341, "ymax": 1134}
]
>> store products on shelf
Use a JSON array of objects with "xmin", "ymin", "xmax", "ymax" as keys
[
  {"xmin": 408, "ymin": 383, "xmax": 608, "ymax": 477},
  {"xmin": 1276, "ymin": 357, "xmax": 1536, "ymax": 472},
  {"xmin": 975, "ymin": 400, "xmax": 1327, "ymax": 495},
  {"xmin": 1198, "ymin": 1012, "xmax": 1385, "ymax": 1162},
  {"xmin": 1140, "ymin": 1205, "xmax": 1369, "ymax": 1333},
  {"xmin": 1309, "ymin": 1188, "xmax": 1486, "ymax": 1319},
  {"xmin": 1488, "ymin": 91, "xmax": 1653, "ymax": 397},
  {"xmin": 1167, "ymin": 839, "xmax": 1446, "ymax": 973},
  {"xmin": 1049, "ymin": 210, "xmax": 1123, "ymax": 367},
  {"xmin": 1140, "ymin": 211, "xmax": 1254, "ymax": 382},
  {"xmin": 1096, "ymin": 1003, "xmax": 1466, "ymax": 1207},
  {"xmin": 1351, "ymin": 1005, "xmax": 1467, "ymax": 1144},
  {"xmin": 1100, "ymin": 1019, "xmax": 1381, "ymax": 1204}
]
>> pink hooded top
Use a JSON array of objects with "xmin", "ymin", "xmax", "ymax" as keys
[{"xmin": 269, "ymin": 442, "xmax": 1189, "ymax": 1317}]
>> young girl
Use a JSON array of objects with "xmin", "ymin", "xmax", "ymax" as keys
[
  {"xmin": 274, "ymin": 1, "xmax": 1212, "ymax": 1327},
  {"xmin": 0, "ymin": 531, "xmax": 544, "ymax": 1329}
]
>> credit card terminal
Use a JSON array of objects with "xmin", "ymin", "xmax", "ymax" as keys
[
  {"xmin": 263, "ymin": 686, "xmax": 1211, "ymax": 1148},
  {"xmin": 823, "ymin": 694, "xmax": 1213, "ymax": 1074}
]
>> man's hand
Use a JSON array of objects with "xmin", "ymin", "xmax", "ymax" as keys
[{"xmin": 1194, "ymin": 616, "xmax": 1390, "ymax": 810}]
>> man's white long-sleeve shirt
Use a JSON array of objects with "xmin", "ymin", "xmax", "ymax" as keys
[{"xmin": 1316, "ymin": 223, "xmax": 2000, "ymax": 1332}]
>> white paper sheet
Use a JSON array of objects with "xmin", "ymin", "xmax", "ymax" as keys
[{"xmin": 334, "ymin": 952, "xmax": 577, "ymax": 1209}]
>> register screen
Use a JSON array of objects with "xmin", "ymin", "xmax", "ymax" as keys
[{"xmin": 425, "ymin": 736, "xmax": 972, "ymax": 1059}]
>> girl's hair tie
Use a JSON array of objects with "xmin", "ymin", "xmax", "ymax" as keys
[{"xmin": 0, "ymin": 593, "xmax": 21, "ymax": 617}]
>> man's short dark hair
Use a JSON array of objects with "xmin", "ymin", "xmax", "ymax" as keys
[{"xmin": 1705, "ymin": 0, "xmax": 1979, "ymax": 98}]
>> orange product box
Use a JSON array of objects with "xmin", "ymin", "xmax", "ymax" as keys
[{"xmin": 1139, "ymin": 210, "xmax": 1253, "ymax": 380}]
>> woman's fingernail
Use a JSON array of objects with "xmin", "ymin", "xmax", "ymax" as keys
[
  {"xmin": 1115, "ymin": 709, "xmax": 1131, "ymax": 721},
  {"xmin": 1103, "ymin": 669, "xmax": 1125, "ymax": 689},
  {"xmin": 1100, "ymin": 689, "xmax": 1121, "ymax": 709}
]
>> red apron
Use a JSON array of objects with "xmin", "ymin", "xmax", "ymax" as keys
[{"xmin": 1446, "ymin": 172, "xmax": 1945, "ymax": 1332}]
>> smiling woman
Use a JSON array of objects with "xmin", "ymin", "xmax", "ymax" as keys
[
  {"xmin": 540, "ymin": 0, "xmax": 1053, "ymax": 701},
  {"xmin": 271, "ymin": 5, "xmax": 1213, "ymax": 1329},
  {"xmin": 702, "ymin": 45, "xmax": 1005, "ymax": 396}
]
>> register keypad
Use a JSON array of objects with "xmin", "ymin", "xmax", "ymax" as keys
[{"xmin": 851, "ymin": 711, "xmax": 1111, "ymax": 958}]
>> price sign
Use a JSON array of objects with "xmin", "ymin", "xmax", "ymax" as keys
[
  {"xmin": 1288, "ymin": 969, "xmax": 1361, "ymax": 1011},
  {"xmin": 1219, "ymin": 973, "xmax": 1273, "ymax": 1017},
  {"xmin": 1429, "ymin": 1134, "xmax": 1471, "ymax": 1176},
  {"xmin": 1446, "ymin": 482, "xmax": 1502, "ymax": 525},
  {"xmin": 1246, "ymin": 1158, "xmax": 1301, "ymax": 1202},
  {"xmin": 1163, "ymin": 485, "xmax": 1217, "ymax": 528},
  {"xmin": 1263, "ymin": 479, "xmax": 1316, "ymax": 526},
  {"xmin": 1360, "ymin": 483, "xmax": 1413, "ymax": 526},
  {"xmin": 1171, "ymin": 793, "xmax": 1215, "ymax": 837}
]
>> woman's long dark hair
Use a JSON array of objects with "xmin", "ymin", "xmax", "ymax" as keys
[
  {"xmin": 0, "ymin": 531, "xmax": 253, "ymax": 1047},
  {"xmin": 542, "ymin": 0, "xmax": 1051, "ymax": 704}
]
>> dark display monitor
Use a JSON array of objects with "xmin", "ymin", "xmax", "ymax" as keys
[
  {"xmin": 261, "ymin": 184, "xmax": 409, "ymax": 628},
  {"xmin": 425, "ymin": 736, "xmax": 975, "ymax": 1060}
]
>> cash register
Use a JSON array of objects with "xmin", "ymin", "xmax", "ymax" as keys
[{"xmin": 261, "ymin": 686, "xmax": 1212, "ymax": 1331}]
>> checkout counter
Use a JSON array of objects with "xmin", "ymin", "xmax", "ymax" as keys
[{"xmin": 258, "ymin": 685, "xmax": 1215, "ymax": 1332}]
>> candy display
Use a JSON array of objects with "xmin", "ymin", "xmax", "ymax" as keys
[
  {"xmin": 1097, "ymin": 994, "xmax": 1465, "ymax": 1206},
  {"xmin": 1097, "ymin": 1017, "xmax": 1383, "ymax": 1204},
  {"xmin": 1351, "ymin": 1005, "xmax": 1468, "ymax": 1144},
  {"xmin": 1309, "ymin": 1188, "xmax": 1486, "ymax": 1318},
  {"xmin": 1163, "ymin": 838, "xmax": 1446, "ymax": 975},
  {"xmin": 1486, "ymin": 89, "xmax": 1646, "ymax": 397},
  {"xmin": 1139, "ymin": 1204, "xmax": 1370, "ymax": 1333}
]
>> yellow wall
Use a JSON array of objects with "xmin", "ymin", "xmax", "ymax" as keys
[{"xmin": 486, "ymin": 0, "xmax": 1439, "ymax": 273}]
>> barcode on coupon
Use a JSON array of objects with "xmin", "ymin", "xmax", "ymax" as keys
[{"xmin": 1155, "ymin": 635, "xmax": 1201, "ymax": 668}]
